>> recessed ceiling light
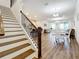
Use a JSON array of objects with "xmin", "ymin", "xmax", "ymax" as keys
[
  {"xmin": 34, "ymin": 16, "xmax": 37, "ymax": 18},
  {"xmin": 53, "ymin": 13, "xmax": 59, "ymax": 17},
  {"xmin": 51, "ymin": 16, "xmax": 66, "ymax": 20},
  {"xmin": 26, "ymin": 13, "xmax": 29, "ymax": 15}
]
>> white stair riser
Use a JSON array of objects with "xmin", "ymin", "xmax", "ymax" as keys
[
  {"xmin": 5, "ymin": 31, "xmax": 24, "ymax": 35},
  {"xmin": 0, "ymin": 35, "xmax": 26, "ymax": 43},
  {"xmin": 0, "ymin": 40, "xmax": 29, "ymax": 52},
  {"xmin": 3, "ymin": 21, "xmax": 18, "ymax": 24},
  {"xmin": 0, "ymin": 46, "xmax": 32, "ymax": 59},
  {"xmin": 4, "ymin": 24, "xmax": 21, "ymax": 27},
  {"xmin": 3, "ymin": 19, "xmax": 16, "ymax": 21},
  {"xmin": 4, "ymin": 28, "xmax": 22, "ymax": 31}
]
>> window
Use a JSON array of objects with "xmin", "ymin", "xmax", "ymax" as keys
[
  {"xmin": 64, "ymin": 22, "xmax": 69, "ymax": 30},
  {"xmin": 59, "ymin": 22, "xmax": 69, "ymax": 30},
  {"xmin": 59, "ymin": 23, "xmax": 64, "ymax": 30},
  {"xmin": 51, "ymin": 24, "xmax": 56, "ymax": 30}
]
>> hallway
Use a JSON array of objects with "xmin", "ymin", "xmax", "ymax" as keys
[{"xmin": 41, "ymin": 33, "xmax": 79, "ymax": 59}]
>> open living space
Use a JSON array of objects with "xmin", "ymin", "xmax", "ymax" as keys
[{"xmin": 0, "ymin": 0, "xmax": 79, "ymax": 59}]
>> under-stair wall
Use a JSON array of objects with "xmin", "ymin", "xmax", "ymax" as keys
[
  {"xmin": 10, "ymin": 0, "xmax": 38, "ymax": 58},
  {"xmin": 11, "ymin": 0, "xmax": 22, "ymax": 23},
  {"xmin": 0, "ymin": 0, "xmax": 10, "ymax": 8}
]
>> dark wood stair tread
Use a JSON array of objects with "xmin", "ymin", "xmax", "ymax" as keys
[
  {"xmin": 0, "ymin": 43, "xmax": 30, "ymax": 58},
  {"xmin": 12, "ymin": 49, "xmax": 35, "ymax": 59},
  {"xmin": 0, "ymin": 38, "xmax": 27, "ymax": 47},
  {"xmin": 33, "ymin": 57, "xmax": 38, "ymax": 59}
]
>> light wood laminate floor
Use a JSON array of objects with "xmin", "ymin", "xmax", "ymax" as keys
[{"xmin": 41, "ymin": 33, "xmax": 79, "ymax": 59}]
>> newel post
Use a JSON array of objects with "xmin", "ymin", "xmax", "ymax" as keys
[{"xmin": 37, "ymin": 27, "xmax": 42, "ymax": 58}]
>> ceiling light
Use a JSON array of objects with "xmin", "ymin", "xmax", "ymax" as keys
[
  {"xmin": 34, "ymin": 16, "xmax": 37, "ymax": 18},
  {"xmin": 44, "ymin": 3, "xmax": 70, "ymax": 14},
  {"xmin": 52, "ymin": 8, "xmax": 60, "ymax": 12},
  {"xmin": 51, "ymin": 16, "xmax": 66, "ymax": 20},
  {"xmin": 53, "ymin": 13, "xmax": 59, "ymax": 17},
  {"xmin": 26, "ymin": 13, "xmax": 29, "ymax": 15}
]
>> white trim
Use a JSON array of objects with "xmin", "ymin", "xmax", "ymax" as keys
[
  {"xmin": 20, "ymin": 23, "xmax": 37, "ymax": 49},
  {"xmin": 20, "ymin": 23, "xmax": 38, "ymax": 58}
]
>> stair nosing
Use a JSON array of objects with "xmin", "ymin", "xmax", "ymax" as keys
[
  {"xmin": 0, "ymin": 38, "xmax": 27, "ymax": 47},
  {"xmin": 0, "ymin": 34, "xmax": 25, "ymax": 39},
  {"xmin": 5, "ymin": 30, "xmax": 23, "ymax": 32},
  {"xmin": 0, "ymin": 43, "xmax": 31, "ymax": 58},
  {"xmin": 12, "ymin": 49, "xmax": 35, "ymax": 59}
]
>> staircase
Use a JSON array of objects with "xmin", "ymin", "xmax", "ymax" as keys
[
  {"xmin": 32, "ymin": 57, "xmax": 38, "ymax": 59},
  {"xmin": 0, "ymin": 6, "xmax": 37, "ymax": 59}
]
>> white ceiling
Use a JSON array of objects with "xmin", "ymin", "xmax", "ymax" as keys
[{"xmin": 22, "ymin": 0, "xmax": 77, "ymax": 21}]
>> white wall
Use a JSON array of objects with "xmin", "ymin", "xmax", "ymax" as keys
[
  {"xmin": 0, "ymin": 0, "xmax": 10, "ymax": 8},
  {"xmin": 75, "ymin": 14, "xmax": 79, "ymax": 44},
  {"xmin": 75, "ymin": 0, "xmax": 79, "ymax": 45},
  {"xmin": 11, "ymin": 0, "xmax": 22, "ymax": 23},
  {"xmin": 11, "ymin": 0, "xmax": 38, "ymax": 52}
]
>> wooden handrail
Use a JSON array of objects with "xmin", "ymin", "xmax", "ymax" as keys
[
  {"xmin": 20, "ymin": 11, "xmax": 37, "ymax": 29},
  {"xmin": 20, "ymin": 11, "xmax": 42, "ymax": 58}
]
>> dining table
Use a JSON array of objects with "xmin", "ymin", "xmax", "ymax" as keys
[{"xmin": 49, "ymin": 31, "xmax": 70, "ymax": 48}]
